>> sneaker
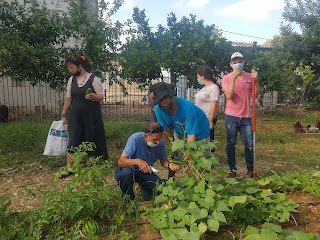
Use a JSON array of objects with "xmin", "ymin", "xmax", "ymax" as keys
[
  {"xmin": 247, "ymin": 172, "xmax": 259, "ymax": 178},
  {"xmin": 228, "ymin": 170, "xmax": 236, "ymax": 178}
]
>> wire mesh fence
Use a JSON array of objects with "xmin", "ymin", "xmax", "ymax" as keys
[{"xmin": 0, "ymin": 75, "xmax": 279, "ymax": 122}]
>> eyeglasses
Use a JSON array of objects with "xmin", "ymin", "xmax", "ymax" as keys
[{"xmin": 146, "ymin": 126, "xmax": 164, "ymax": 134}]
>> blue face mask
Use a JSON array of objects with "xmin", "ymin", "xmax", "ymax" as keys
[
  {"xmin": 197, "ymin": 78, "xmax": 204, "ymax": 85},
  {"xmin": 147, "ymin": 137, "xmax": 158, "ymax": 148},
  {"xmin": 232, "ymin": 63, "xmax": 244, "ymax": 71}
]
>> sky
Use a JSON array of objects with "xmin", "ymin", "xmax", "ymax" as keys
[{"xmin": 112, "ymin": 0, "xmax": 288, "ymax": 45}]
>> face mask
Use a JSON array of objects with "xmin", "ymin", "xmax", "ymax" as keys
[
  {"xmin": 232, "ymin": 63, "xmax": 244, "ymax": 71},
  {"xmin": 147, "ymin": 137, "xmax": 158, "ymax": 148},
  {"xmin": 197, "ymin": 78, "xmax": 204, "ymax": 85},
  {"xmin": 73, "ymin": 69, "xmax": 81, "ymax": 76}
]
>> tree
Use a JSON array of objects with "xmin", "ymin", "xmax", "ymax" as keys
[
  {"xmin": 119, "ymin": 8, "xmax": 232, "ymax": 87},
  {"xmin": 270, "ymin": 0, "xmax": 320, "ymax": 108},
  {"xmin": 0, "ymin": 0, "xmax": 123, "ymax": 90}
]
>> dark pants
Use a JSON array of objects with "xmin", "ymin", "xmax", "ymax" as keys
[
  {"xmin": 210, "ymin": 117, "xmax": 218, "ymax": 141},
  {"xmin": 225, "ymin": 115, "xmax": 254, "ymax": 173},
  {"xmin": 114, "ymin": 167, "xmax": 164, "ymax": 200}
]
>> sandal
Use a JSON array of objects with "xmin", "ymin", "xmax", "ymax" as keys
[{"xmin": 58, "ymin": 171, "xmax": 74, "ymax": 179}]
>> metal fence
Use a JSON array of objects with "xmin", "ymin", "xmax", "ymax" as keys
[{"xmin": 0, "ymin": 75, "xmax": 279, "ymax": 121}]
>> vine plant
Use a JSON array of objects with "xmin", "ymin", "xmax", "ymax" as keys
[{"xmin": 145, "ymin": 139, "xmax": 317, "ymax": 240}]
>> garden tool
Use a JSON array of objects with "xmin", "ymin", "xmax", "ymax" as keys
[{"xmin": 252, "ymin": 78, "xmax": 258, "ymax": 178}]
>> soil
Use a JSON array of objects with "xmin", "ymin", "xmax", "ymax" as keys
[{"xmin": 1, "ymin": 165, "xmax": 320, "ymax": 239}]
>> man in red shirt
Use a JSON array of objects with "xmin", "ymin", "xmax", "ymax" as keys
[{"xmin": 222, "ymin": 52, "xmax": 260, "ymax": 178}]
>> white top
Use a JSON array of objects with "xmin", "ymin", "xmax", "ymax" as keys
[
  {"xmin": 195, "ymin": 84, "xmax": 220, "ymax": 118},
  {"xmin": 66, "ymin": 73, "xmax": 104, "ymax": 98}
]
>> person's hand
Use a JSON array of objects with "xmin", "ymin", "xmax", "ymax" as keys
[
  {"xmin": 183, "ymin": 155, "xmax": 191, "ymax": 164},
  {"xmin": 61, "ymin": 117, "xmax": 67, "ymax": 125},
  {"xmin": 85, "ymin": 93, "xmax": 96, "ymax": 101},
  {"xmin": 210, "ymin": 121, "xmax": 214, "ymax": 130},
  {"xmin": 169, "ymin": 162, "xmax": 180, "ymax": 172},
  {"xmin": 137, "ymin": 159, "xmax": 152, "ymax": 174},
  {"xmin": 231, "ymin": 66, "xmax": 242, "ymax": 80},
  {"xmin": 251, "ymin": 69, "xmax": 258, "ymax": 80}
]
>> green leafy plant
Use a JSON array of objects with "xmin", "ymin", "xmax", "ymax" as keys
[{"xmin": 144, "ymin": 139, "xmax": 303, "ymax": 240}]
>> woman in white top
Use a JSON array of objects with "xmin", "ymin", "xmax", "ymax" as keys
[{"xmin": 195, "ymin": 66, "xmax": 220, "ymax": 151}]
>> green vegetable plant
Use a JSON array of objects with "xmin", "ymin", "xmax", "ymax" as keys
[
  {"xmin": 0, "ymin": 142, "xmax": 116, "ymax": 239},
  {"xmin": 144, "ymin": 138, "xmax": 307, "ymax": 240},
  {"xmin": 243, "ymin": 222, "xmax": 320, "ymax": 240}
]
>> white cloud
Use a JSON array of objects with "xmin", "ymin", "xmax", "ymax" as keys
[
  {"xmin": 173, "ymin": 0, "xmax": 209, "ymax": 8},
  {"xmin": 215, "ymin": 0, "xmax": 284, "ymax": 21},
  {"xmin": 186, "ymin": 0, "xmax": 209, "ymax": 8}
]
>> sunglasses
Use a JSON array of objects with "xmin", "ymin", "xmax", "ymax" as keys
[{"xmin": 146, "ymin": 126, "xmax": 164, "ymax": 134}]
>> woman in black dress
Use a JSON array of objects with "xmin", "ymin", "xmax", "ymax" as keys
[{"xmin": 59, "ymin": 55, "xmax": 108, "ymax": 178}]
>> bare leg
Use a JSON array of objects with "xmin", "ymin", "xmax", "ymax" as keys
[
  {"xmin": 66, "ymin": 152, "xmax": 73, "ymax": 169},
  {"xmin": 86, "ymin": 156, "xmax": 90, "ymax": 167}
]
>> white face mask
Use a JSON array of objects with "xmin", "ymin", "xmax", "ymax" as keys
[{"xmin": 147, "ymin": 137, "xmax": 158, "ymax": 148}]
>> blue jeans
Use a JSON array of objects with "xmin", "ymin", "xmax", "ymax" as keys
[
  {"xmin": 225, "ymin": 115, "xmax": 254, "ymax": 173},
  {"xmin": 114, "ymin": 167, "xmax": 164, "ymax": 200}
]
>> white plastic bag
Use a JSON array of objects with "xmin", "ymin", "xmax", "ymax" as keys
[{"xmin": 43, "ymin": 120, "xmax": 68, "ymax": 156}]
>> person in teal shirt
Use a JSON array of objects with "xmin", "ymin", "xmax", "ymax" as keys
[{"xmin": 153, "ymin": 82, "xmax": 210, "ymax": 143}]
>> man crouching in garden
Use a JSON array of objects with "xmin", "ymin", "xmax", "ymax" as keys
[{"xmin": 114, "ymin": 122, "xmax": 180, "ymax": 200}]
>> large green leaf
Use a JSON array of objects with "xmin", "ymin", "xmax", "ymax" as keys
[
  {"xmin": 197, "ymin": 222, "xmax": 207, "ymax": 234},
  {"xmin": 182, "ymin": 231, "xmax": 201, "ymax": 240},
  {"xmin": 191, "ymin": 208, "xmax": 208, "ymax": 220},
  {"xmin": 183, "ymin": 215, "xmax": 197, "ymax": 226},
  {"xmin": 172, "ymin": 207, "xmax": 188, "ymax": 220},
  {"xmin": 160, "ymin": 227, "xmax": 188, "ymax": 239},
  {"xmin": 194, "ymin": 182, "xmax": 206, "ymax": 194},
  {"xmin": 229, "ymin": 196, "xmax": 247, "ymax": 207},
  {"xmin": 213, "ymin": 200, "xmax": 231, "ymax": 212},
  {"xmin": 207, "ymin": 219, "xmax": 219, "ymax": 232},
  {"xmin": 211, "ymin": 211, "xmax": 227, "ymax": 223},
  {"xmin": 244, "ymin": 226, "xmax": 260, "ymax": 235},
  {"xmin": 261, "ymin": 223, "xmax": 282, "ymax": 233},
  {"xmin": 172, "ymin": 140, "xmax": 185, "ymax": 152}
]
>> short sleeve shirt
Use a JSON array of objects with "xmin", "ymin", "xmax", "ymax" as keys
[
  {"xmin": 155, "ymin": 97, "xmax": 210, "ymax": 140},
  {"xmin": 222, "ymin": 72, "xmax": 252, "ymax": 118},
  {"xmin": 66, "ymin": 73, "xmax": 104, "ymax": 98},
  {"xmin": 123, "ymin": 132, "xmax": 167, "ymax": 170},
  {"xmin": 195, "ymin": 84, "xmax": 220, "ymax": 118}
]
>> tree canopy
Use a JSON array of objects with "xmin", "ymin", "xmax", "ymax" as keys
[
  {"xmin": 119, "ymin": 8, "xmax": 232, "ymax": 87},
  {"xmin": 0, "ymin": 0, "xmax": 123, "ymax": 90}
]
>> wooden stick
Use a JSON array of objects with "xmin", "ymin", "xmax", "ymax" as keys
[{"xmin": 132, "ymin": 100, "xmax": 155, "ymax": 112}]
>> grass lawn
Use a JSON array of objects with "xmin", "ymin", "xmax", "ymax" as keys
[{"xmin": 0, "ymin": 107, "xmax": 320, "ymax": 239}]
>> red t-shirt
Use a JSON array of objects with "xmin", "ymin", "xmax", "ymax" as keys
[{"xmin": 222, "ymin": 72, "xmax": 253, "ymax": 118}]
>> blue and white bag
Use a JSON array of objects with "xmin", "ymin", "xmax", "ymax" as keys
[{"xmin": 43, "ymin": 120, "xmax": 68, "ymax": 156}]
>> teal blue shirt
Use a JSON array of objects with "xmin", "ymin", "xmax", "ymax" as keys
[{"xmin": 155, "ymin": 97, "xmax": 209, "ymax": 140}]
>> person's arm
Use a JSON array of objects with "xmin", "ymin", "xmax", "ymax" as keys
[
  {"xmin": 86, "ymin": 76, "xmax": 104, "ymax": 102},
  {"xmin": 61, "ymin": 97, "xmax": 71, "ymax": 124},
  {"xmin": 224, "ymin": 67, "xmax": 241, "ymax": 99},
  {"xmin": 118, "ymin": 152, "xmax": 152, "ymax": 174},
  {"xmin": 163, "ymin": 129, "xmax": 173, "ymax": 140},
  {"xmin": 251, "ymin": 69, "xmax": 260, "ymax": 99},
  {"xmin": 160, "ymin": 159, "xmax": 180, "ymax": 172},
  {"xmin": 186, "ymin": 134, "xmax": 196, "ymax": 143},
  {"xmin": 208, "ymin": 101, "xmax": 218, "ymax": 129}
]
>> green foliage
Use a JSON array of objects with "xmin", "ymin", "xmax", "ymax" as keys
[
  {"xmin": 0, "ymin": 142, "xmax": 116, "ymax": 239},
  {"xmin": 144, "ymin": 139, "xmax": 307, "ymax": 240},
  {"xmin": 120, "ymin": 9, "xmax": 232, "ymax": 87},
  {"xmin": 0, "ymin": 0, "xmax": 123, "ymax": 90},
  {"xmin": 243, "ymin": 223, "xmax": 320, "ymax": 240}
]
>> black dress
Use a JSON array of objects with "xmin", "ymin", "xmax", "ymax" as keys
[{"xmin": 67, "ymin": 74, "xmax": 108, "ymax": 160}]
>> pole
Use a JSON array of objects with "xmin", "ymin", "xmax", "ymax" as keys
[{"xmin": 252, "ymin": 78, "xmax": 258, "ymax": 178}]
